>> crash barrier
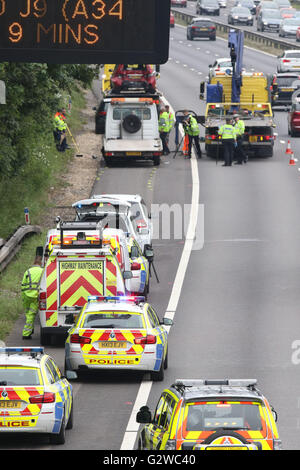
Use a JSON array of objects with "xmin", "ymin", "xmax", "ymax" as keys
[
  {"xmin": 0, "ymin": 225, "xmax": 42, "ymax": 273},
  {"xmin": 172, "ymin": 8, "xmax": 300, "ymax": 52}
]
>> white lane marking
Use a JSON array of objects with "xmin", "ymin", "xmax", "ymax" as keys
[{"xmin": 120, "ymin": 95, "xmax": 201, "ymax": 451}]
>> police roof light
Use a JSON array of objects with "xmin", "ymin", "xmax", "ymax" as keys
[
  {"xmin": 0, "ymin": 347, "xmax": 44, "ymax": 355},
  {"xmin": 88, "ymin": 295, "xmax": 145, "ymax": 303}
]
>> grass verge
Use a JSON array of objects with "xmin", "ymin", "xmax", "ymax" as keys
[{"xmin": 0, "ymin": 85, "xmax": 86, "ymax": 341}]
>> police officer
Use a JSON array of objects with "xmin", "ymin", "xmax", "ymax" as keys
[
  {"xmin": 183, "ymin": 111, "xmax": 202, "ymax": 159},
  {"xmin": 159, "ymin": 107, "xmax": 170, "ymax": 155},
  {"xmin": 21, "ymin": 256, "xmax": 43, "ymax": 339},
  {"xmin": 233, "ymin": 114, "xmax": 246, "ymax": 165},
  {"xmin": 218, "ymin": 118, "xmax": 236, "ymax": 166},
  {"xmin": 165, "ymin": 105, "xmax": 175, "ymax": 145}
]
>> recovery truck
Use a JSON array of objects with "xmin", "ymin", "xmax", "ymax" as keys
[
  {"xmin": 38, "ymin": 221, "xmax": 132, "ymax": 345},
  {"xmin": 200, "ymin": 30, "xmax": 276, "ymax": 158}
]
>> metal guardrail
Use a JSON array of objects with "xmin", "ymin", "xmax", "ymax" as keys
[
  {"xmin": 172, "ymin": 8, "xmax": 300, "ymax": 52},
  {"xmin": 0, "ymin": 225, "xmax": 41, "ymax": 273}
]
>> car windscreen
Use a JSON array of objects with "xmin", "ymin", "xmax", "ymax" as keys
[
  {"xmin": 262, "ymin": 9, "xmax": 281, "ymax": 17},
  {"xmin": 262, "ymin": 1, "xmax": 277, "ymax": 7},
  {"xmin": 82, "ymin": 312, "xmax": 144, "ymax": 329},
  {"xmin": 0, "ymin": 367, "xmax": 41, "ymax": 385},
  {"xmin": 112, "ymin": 107, "xmax": 151, "ymax": 120},
  {"xmin": 193, "ymin": 21, "xmax": 214, "ymax": 27},
  {"xmin": 185, "ymin": 402, "xmax": 263, "ymax": 431},
  {"xmin": 285, "ymin": 51, "xmax": 300, "ymax": 58},
  {"xmin": 277, "ymin": 76, "xmax": 300, "ymax": 86},
  {"xmin": 202, "ymin": 0, "xmax": 219, "ymax": 5},
  {"xmin": 282, "ymin": 18, "xmax": 300, "ymax": 25},
  {"xmin": 232, "ymin": 7, "xmax": 251, "ymax": 13}
]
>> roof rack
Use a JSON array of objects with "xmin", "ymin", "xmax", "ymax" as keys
[
  {"xmin": 55, "ymin": 219, "xmax": 104, "ymax": 249},
  {"xmin": 0, "ymin": 347, "xmax": 44, "ymax": 358},
  {"xmin": 173, "ymin": 379, "xmax": 258, "ymax": 391}
]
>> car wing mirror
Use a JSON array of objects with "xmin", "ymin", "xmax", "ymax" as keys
[
  {"xmin": 65, "ymin": 370, "xmax": 78, "ymax": 381},
  {"xmin": 161, "ymin": 317, "xmax": 173, "ymax": 326},
  {"xmin": 271, "ymin": 406, "xmax": 278, "ymax": 422},
  {"xmin": 136, "ymin": 406, "xmax": 152, "ymax": 424}
]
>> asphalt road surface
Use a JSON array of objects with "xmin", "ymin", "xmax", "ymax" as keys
[{"xmin": 3, "ymin": 20, "xmax": 300, "ymax": 451}]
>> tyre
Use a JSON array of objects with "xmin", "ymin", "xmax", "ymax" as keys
[
  {"xmin": 40, "ymin": 327, "xmax": 50, "ymax": 346},
  {"xmin": 66, "ymin": 402, "xmax": 73, "ymax": 430},
  {"xmin": 163, "ymin": 348, "xmax": 168, "ymax": 370},
  {"xmin": 122, "ymin": 114, "xmax": 142, "ymax": 133},
  {"xmin": 153, "ymin": 155, "xmax": 160, "ymax": 166},
  {"xmin": 49, "ymin": 410, "xmax": 66, "ymax": 445},
  {"xmin": 202, "ymin": 429, "xmax": 250, "ymax": 447},
  {"xmin": 151, "ymin": 360, "xmax": 164, "ymax": 382}
]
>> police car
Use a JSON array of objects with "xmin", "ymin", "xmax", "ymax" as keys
[
  {"xmin": 91, "ymin": 194, "xmax": 153, "ymax": 248},
  {"xmin": 74, "ymin": 194, "xmax": 153, "ymax": 251},
  {"xmin": 136, "ymin": 379, "xmax": 281, "ymax": 450},
  {"xmin": 65, "ymin": 296, "xmax": 172, "ymax": 381},
  {"xmin": 0, "ymin": 347, "xmax": 74, "ymax": 444}
]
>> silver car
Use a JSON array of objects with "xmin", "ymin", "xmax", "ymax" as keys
[
  {"xmin": 279, "ymin": 18, "xmax": 300, "ymax": 37},
  {"xmin": 277, "ymin": 50, "xmax": 300, "ymax": 73}
]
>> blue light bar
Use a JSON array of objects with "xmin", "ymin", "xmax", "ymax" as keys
[
  {"xmin": 0, "ymin": 347, "xmax": 44, "ymax": 355},
  {"xmin": 88, "ymin": 296, "xmax": 145, "ymax": 303}
]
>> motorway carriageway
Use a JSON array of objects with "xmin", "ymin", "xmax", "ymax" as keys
[{"xmin": 3, "ymin": 22, "xmax": 300, "ymax": 451}]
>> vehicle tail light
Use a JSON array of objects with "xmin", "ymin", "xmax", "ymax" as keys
[
  {"xmin": 134, "ymin": 335, "xmax": 157, "ymax": 345},
  {"xmin": 98, "ymin": 111, "xmax": 106, "ymax": 116},
  {"xmin": 131, "ymin": 262, "xmax": 141, "ymax": 271},
  {"xmin": 153, "ymin": 152, "xmax": 161, "ymax": 156},
  {"xmin": 210, "ymin": 26, "xmax": 216, "ymax": 29},
  {"xmin": 283, "ymin": 59, "xmax": 291, "ymax": 63},
  {"xmin": 39, "ymin": 292, "xmax": 47, "ymax": 310},
  {"xmin": 293, "ymin": 111, "xmax": 300, "ymax": 118},
  {"xmin": 29, "ymin": 392, "xmax": 55, "ymax": 404},
  {"xmin": 70, "ymin": 334, "xmax": 91, "ymax": 344},
  {"xmin": 215, "ymin": 67, "xmax": 220, "ymax": 71}
]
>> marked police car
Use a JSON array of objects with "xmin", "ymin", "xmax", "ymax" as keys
[
  {"xmin": 65, "ymin": 296, "xmax": 172, "ymax": 381},
  {"xmin": 136, "ymin": 379, "xmax": 281, "ymax": 450},
  {"xmin": 0, "ymin": 347, "xmax": 74, "ymax": 444}
]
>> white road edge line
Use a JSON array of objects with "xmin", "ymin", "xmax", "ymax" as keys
[{"xmin": 120, "ymin": 97, "xmax": 200, "ymax": 450}]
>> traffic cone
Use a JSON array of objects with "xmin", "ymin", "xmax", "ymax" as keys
[
  {"xmin": 286, "ymin": 140, "xmax": 293, "ymax": 155},
  {"xmin": 182, "ymin": 134, "xmax": 189, "ymax": 157},
  {"xmin": 289, "ymin": 152, "xmax": 295, "ymax": 165}
]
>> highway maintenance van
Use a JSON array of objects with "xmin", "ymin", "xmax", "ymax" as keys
[{"xmin": 38, "ymin": 222, "xmax": 131, "ymax": 345}]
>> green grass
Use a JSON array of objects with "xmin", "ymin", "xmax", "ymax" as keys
[{"xmin": 0, "ymin": 85, "xmax": 86, "ymax": 341}]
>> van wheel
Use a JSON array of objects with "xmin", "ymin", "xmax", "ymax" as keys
[
  {"xmin": 40, "ymin": 327, "xmax": 50, "ymax": 346},
  {"xmin": 153, "ymin": 155, "xmax": 160, "ymax": 166}
]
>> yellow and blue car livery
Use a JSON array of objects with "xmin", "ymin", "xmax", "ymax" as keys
[
  {"xmin": 65, "ymin": 296, "xmax": 172, "ymax": 381},
  {"xmin": 0, "ymin": 347, "xmax": 73, "ymax": 444}
]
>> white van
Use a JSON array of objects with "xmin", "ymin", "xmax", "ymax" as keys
[{"xmin": 102, "ymin": 96, "xmax": 163, "ymax": 166}]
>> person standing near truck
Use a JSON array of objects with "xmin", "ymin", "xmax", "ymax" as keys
[
  {"xmin": 233, "ymin": 114, "xmax": 246, "ymax": 164},
  {"xmin": 218, "ymin": 118, "xmax": 236, "ymax": 166},
  {"xmin": 159, "ymin": 107, "xmax": 170, "ymax": 155},
  {"xmin": 21, "ymin": 256, "xmax": 43, "ymax": 339}
]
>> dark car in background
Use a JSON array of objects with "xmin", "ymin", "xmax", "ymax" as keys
[
  {"xmin": 288, "ymin": 102, "xmax": 300, "ymax": 136},
  {"xmin": 235, "ymin": 0, "xmax": 256, "ymax": 15},
  {"xmin": 187, "ymin": 17, "xmax": 216, "ymax": 40},
  {"xmin": 94, "ymin": 99, "xmax": 108, "ymax": 134},
  {"xmin": 271, "ymin": 73, "xmax": 300, "ymax": 107},
  {"xmin": 257, "ymin": 8, "xmax": 281, "ymax": 31},
  {"xmin": 171, "ymin": 0, "xmax": 187, "ymax": 7},
  {"xmin": 196, "ymin": 0, "xmax": 220, "ymax": 15},
  {"xmin": 228, "ymin": 6, "xmax": 253, "ymax": 25}
]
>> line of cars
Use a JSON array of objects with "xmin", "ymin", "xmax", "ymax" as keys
[{"xmin": 0, "ymin": 193, "xmax": 172, "ymax": 444}]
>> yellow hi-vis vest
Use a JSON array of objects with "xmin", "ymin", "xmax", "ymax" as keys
[
  {"xmin": 21, "ymin": 265, "xmax": 43, "ymax": 298},
  {"xmin": 218, "ymin": 124, "xmax": 236, "ymax": 139}
]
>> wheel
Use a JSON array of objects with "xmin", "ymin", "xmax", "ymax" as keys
[
  {"xmin": 122, "ymin": 114, "xmax": 142, "ymax": 133},
  {"xmin": 151, "ymin": 360, "xmax": 164, "ymax": 382},
  {"xmin": 153, "ymin": 155, "xmax": 160, "ymax": 166},
  {"xmin": 163, "ymin": 348, "xmax": 168, "ymax": 370},
  {"xmin": 49, "ymin": 410, "xmax": 66, "ymax": 445},
  {"xmin": 66, "ymin": 402, "xmax": 73, "ymax": 430},
  {"xmin": 202, "ymin": 429, "xmax": 250, "ymax": 447},
  {"xmin": 40, "ymin": 327, "xmax": 50, "ymax": 346}
]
